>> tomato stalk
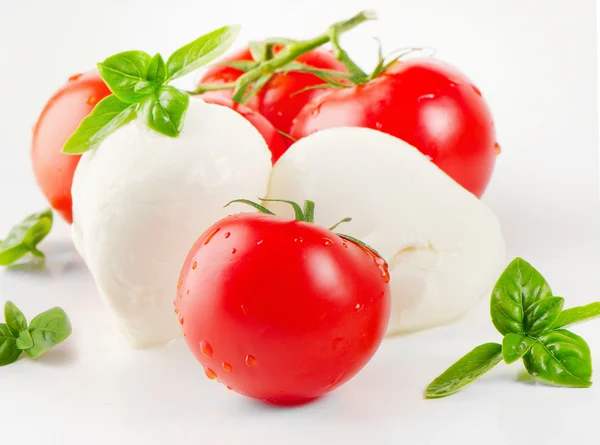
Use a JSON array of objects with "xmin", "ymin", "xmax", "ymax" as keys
[{"xmin": 193, "ymin": 10, "xmax": 376, "ymax": 103}]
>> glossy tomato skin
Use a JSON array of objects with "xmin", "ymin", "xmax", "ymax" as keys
[
  {"xmin": 31, "ymin": 71, "xmax": 111, "ymax": 223},
  {"xmin": 199, "ymin": 46, "xmax": 346, "ymax": 136},
  {"xmin": 176, "ymin": 213, "xmax": 391, "ymax": 405},
  {"xmin": 200, "ymin": 96, "xmax": 288, "ymax": 164},
  {"xmin": 290, "ymin": 58, "xmax": 497, "ymax": 197}
]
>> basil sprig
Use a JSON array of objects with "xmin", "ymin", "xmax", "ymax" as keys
[
  {"xmin": 0, "ymin": 301, "xmax": 72, "ymax": 366},
  {"xmin": 62, "ymin": 24, "xmax": 240, "ymax": 155},
  {"xmin": 426, "ymin": 258, "xmax": 600, "ymax": 398},
  {"xmin": 0, "ymin": 209, "xmax": 53, "ymax": 267}
]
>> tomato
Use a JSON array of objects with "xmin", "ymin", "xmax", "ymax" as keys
[
  {"xmin": 199, "ymin": 46, "xmax": 346, "ymax": 136},
  {"xmin": 175, "ymin": 203, "xmax": 391, "ymax": 405},
  {"xmin": 201, "ymin": 96, "xmax": 288, "ymax": 164},
  {"xmin": 31, "ymin": 71, "xmax": 111, "ymax": 223},
  {"xmin": 290, "ymin": 59, "xmax": 498, "ymax": 197}
]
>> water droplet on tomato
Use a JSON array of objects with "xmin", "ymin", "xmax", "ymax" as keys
[
  {"xmin": 186, "ymin": 289, "xmax": 190, "ymax": 295},
  {"xmin": 375, "ymin": 122, "xmax": 383, "ymax": 130},
  {"xmin": 472, "ymin": 84, "xmax": 482, "ymax": 96},
  {"xmin": 332, "ymin": 337, "xmax": 348, "ymax": 351},
  {"xmin": 68, "ymin": 73, "xmax": 83, "ymax": 82},
  {"xmin": 276, "ymin": 111, "xmax": 283, "ymax": 117},
  {"xmin": 257, "ymin": 240, "xmax": 264, "ymax": 245},
  {"xmin": 231, "ymin": 248, "xmax": 237, "ymax": 254},
  {"xmin": 179, "ymin": 316, "xmax": 184, "ymax": 325},
  {"xmin": 200, "ymin": 340, "xmax": 213, "ymax": 357},
  {"xmin": 226, "ymin": 386, "xmax": 233, "ymax": 390},
  {"xmin": 204, "ymin": 228, "xmax": 220, "ymax": 245},
  {"xmin": 174, "ymin": 306, "xmax": 179, "ymax": 315},
  {"xmin": 294, "ymin": 237, "xmax": 304, "ymax": 243},
  {"xmin": 355, "ymin": 303, "xmax": 364, "ymax": 313},
  {"xmin": 494, "ymin": 142, "xmax": 501, "ymax": 155},
  {"xmin": 192, "ymin": 261, "xmax": 197, "ymax": 270},
  {"xmin": 425, "ymin": 155, "xmax": 433, "ymax": 161},
  {"xmin": 418, "ymin": 93, "xmax": 436, "ymax": 102},
  {"xmin": 343, "ymin": 243, "xmax": 348, "ymax": 248},
  {"xmin": 241, "ymin": 304, "xmax": 248, "ymax": 315},
  {"xmin": 224, "ymin": 232, "xmax": 231, "ymax": 239},
  {"xmin": 177, "ymin": 277, "xmax": 183, "ymax": 289},
  {"xmin": 87, "ymin": 96, "xmax": 97, "ymax": 106},
  {"xmin": 222, "ymin": 362, "xmax": 232, "ymax": 372},
  {"xmin": 245, "ymin": 355, "xmax": 257, "ymax": 367},
  {"xmin": 322, "ymin": 238, "xmax": 333, "ymax": 247},
  {"xmin": 375, "ymin": 257, "xmax": 390, "ymax": 283},
  {"xmin": 204, "ymin": 367, "xmax": 217, "ymax": 379}
]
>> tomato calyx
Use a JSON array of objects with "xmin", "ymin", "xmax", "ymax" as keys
[
  {"xmin": 224, "ymin": 197, "xmax": 387, "ymax": 264},
  {"xmin": 192, "ymin": 10, "xmax": 376, "ymax": 104}
]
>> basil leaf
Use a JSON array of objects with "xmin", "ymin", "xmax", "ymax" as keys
[
  {"xmin": 15, "ymin": 330, "xmax": 33, "ymax": 350},
  {"xmin": 502, "ymin": 333, "xmax": 535, "ymax": 364},
  {"xmin": 140, "ymin": 86, "xmax": 189, "ymax": 138},
  {"xmin": 25, "ymin": 307, "xmax": 72, "ymax": 359},
  {"xmin": 147, "ymin": 53, "xmax": 166, "ymax": 84},
  {"xmin": 62, "ymin": 95, "xmax": 137, "ymax": 154},
  {"xmin": 0, "ymin": 324, "xmax": 21, "ymax": 366},
  {"xmin": 0, "ymin": 209, "xmax": 53, "ymax": 266},
  {"xmin": 97, "ymin": 50, "xmax": 153, "ymax": 103},
  {"xmin": 552, "ymin": 302, "xmax": 600, "ymax": 329},
  {"xmin": 4, "ymin": 301, "xmax": 27, "ymax": 336},
  {"xmin": 524, "ymin": 296, "xmax": 564, "ymax": 335},
  {"xmin": 425, "ymin": 343, "xmax": 503, "ymax": 398},
  {"xmin": 490, "ymin": 257, "xmax": 552, "ymax": 335},
  {"xmin": 523, "ymin": 329, "xmax": 592, "ymax": 388},
  {"xmin": 166, "ymin": 25, "xmax": 241, "ymax": 81}
]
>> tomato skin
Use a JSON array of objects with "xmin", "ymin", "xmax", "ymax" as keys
[
  {"xmin": 201, "ymin": 96, "xmax": 288, "ymax": 164},
  {"xmin": 199, "ymin": 46, "xmax": 346, "ymax": 136},
  {"xmin": 31, "ymin": 71, "xmax": 111, "ymax": 223},
  {"xmin": 176, "ymin": 213, "xmax": 390, "ymax": 405},
  {"xmin": 290, "ymin": 58, "xmax": 497, "ymax": 197}
]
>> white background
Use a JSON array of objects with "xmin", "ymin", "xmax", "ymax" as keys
[{"xmin": 0, "ymin": 0, "xmax": 598, "ymax": 444}]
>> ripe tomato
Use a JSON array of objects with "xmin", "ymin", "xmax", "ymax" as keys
[
  {"xmin": 175, "ymin": 203, "xmax": 391, "ymax": 405},
  {"xmin": 199, "ymin": 46, "xmax": 346, "ymax": 136},
  {"xmin": 31, "ymin": 71, "xmax": 111, "ymax": 223},
  {"xmin": 201, "ymin": 96, "xmax": 288, "ymax": 164},
  {"xmin": 290, "ymin": 59, "xmax": 498, "ymax": 197}
]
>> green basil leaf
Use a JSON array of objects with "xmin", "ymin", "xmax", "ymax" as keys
[
  {"xmin": 25, "ymin": 307, "xmax": 72, "ymax": 359},
  {"xmin": 166, "ymin": 25, "xmax": 241, "ymax": 82},
  {"xmin": 140, "ymin": 86, "xmax": 189, "ymax": 138},
  {"xmin": 4, "ymin": 301, "xmax": 27, "ymax": 336},
  {"xmin": 502, "ymin": 333, "xmax": 535, "ymax": 364},
  {"xmin": 0, "ymin": 324, "xmax": 21, "ymax": 366},
  {"xmin": 552, "ymin": 302, "xmax": 600, "ymax": 329},
  {"xmin": 146, "ymin": 53, "xmax": 166, "ymax": 84},
  {"xmin": 490, "ymin": 257, "xmax": 552, "ymax": 336},
  {"xmin": 0, "ymin": 209, "xmax": 53, "ymax": 266},
  {"xmin": 425, "ymin": 343, "xmax": 503, "ymax": 398},
  {"xmin": 15, "ymin": 329, "xmax": 33, "ymax": 350},
  {"xmin": 62, "ymin": 95, "xmax": 137, "ymax": 154},
  {"xmin": 523, "ymin": 329, "xmax": 592, "ymax": 388},
  {"xmin": 524, "ymin": 296, "xmax": 564, "ymax": 335},
  {"xmin": 97, "ymin": 50, "xmax": 153, "ymax": 103}
]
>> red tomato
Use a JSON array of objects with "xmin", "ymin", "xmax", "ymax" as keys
[
  {"xmin": 201, "ymin": 96, "xmax": 288, "ymax": 164},
  {"xmin": 31, "ymin": 71, "xmax": 111, "ymax": 223},
  {"xmin": 199, "ymin": 46, "xmax": 346, "ymax": 137},
  {"xmin": 175, "ymin": 208, "xmax": 391, "ymax": 405},
  {"xmin": 290, "ymin": 59, "xmax": 498, "ymax": 197}
]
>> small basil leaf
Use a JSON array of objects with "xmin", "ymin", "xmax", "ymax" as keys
[
  {"xmin": 166, "ymin": 25, "xmax": 241, "ymax": 82},
  {"xmin": 490, "ymin": 257, "xmax": 552, "ymax": 336},
  {"xmin": 0, "ymin": 209, "xmax": 53, "ymax": 266},
  {"xmin": 140, "ymin": 86, "xmax": 189, "ymax": 138},
  {"xmin": 502, "ymin": 333, "xmax": 535, "ymax": 364},
  {"xmin": 62, "ymin": 95, "xmax": 137, "ymax": 154},
  {"xmin": 523, "ymin": 329, "xmax": 592, "ymax": 388},
  {"xmin": 25, "ymin": 307, "xmax": 72, "ymax": 359},
  {"xmin": 15, "ymin": 330, "xmax": 33, "ymax": 350},
  {"xmin": 146, "ymin": 53, "xmax": 166, "ymax": 84},
  {"xmin": 552, "ymin": 302, "xmax": 600, "ymax": 329},
  {"xmin": 0, "ymin": 324, "xmax": 21, "ymax": 366},
  {"xmin": 524, "ymin": 296, "xmax": 564, "ymax": 335},
  {"xmin": 97, "ymin": 50, "xmax": 153, "ymax": 103},
  {"xmin": 4, "ymin": 301, "xmax": 27, "ymax": 336},
  {"xmin": 425, "ymin": 343, "xmax": 503, "ymax": 398}
]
